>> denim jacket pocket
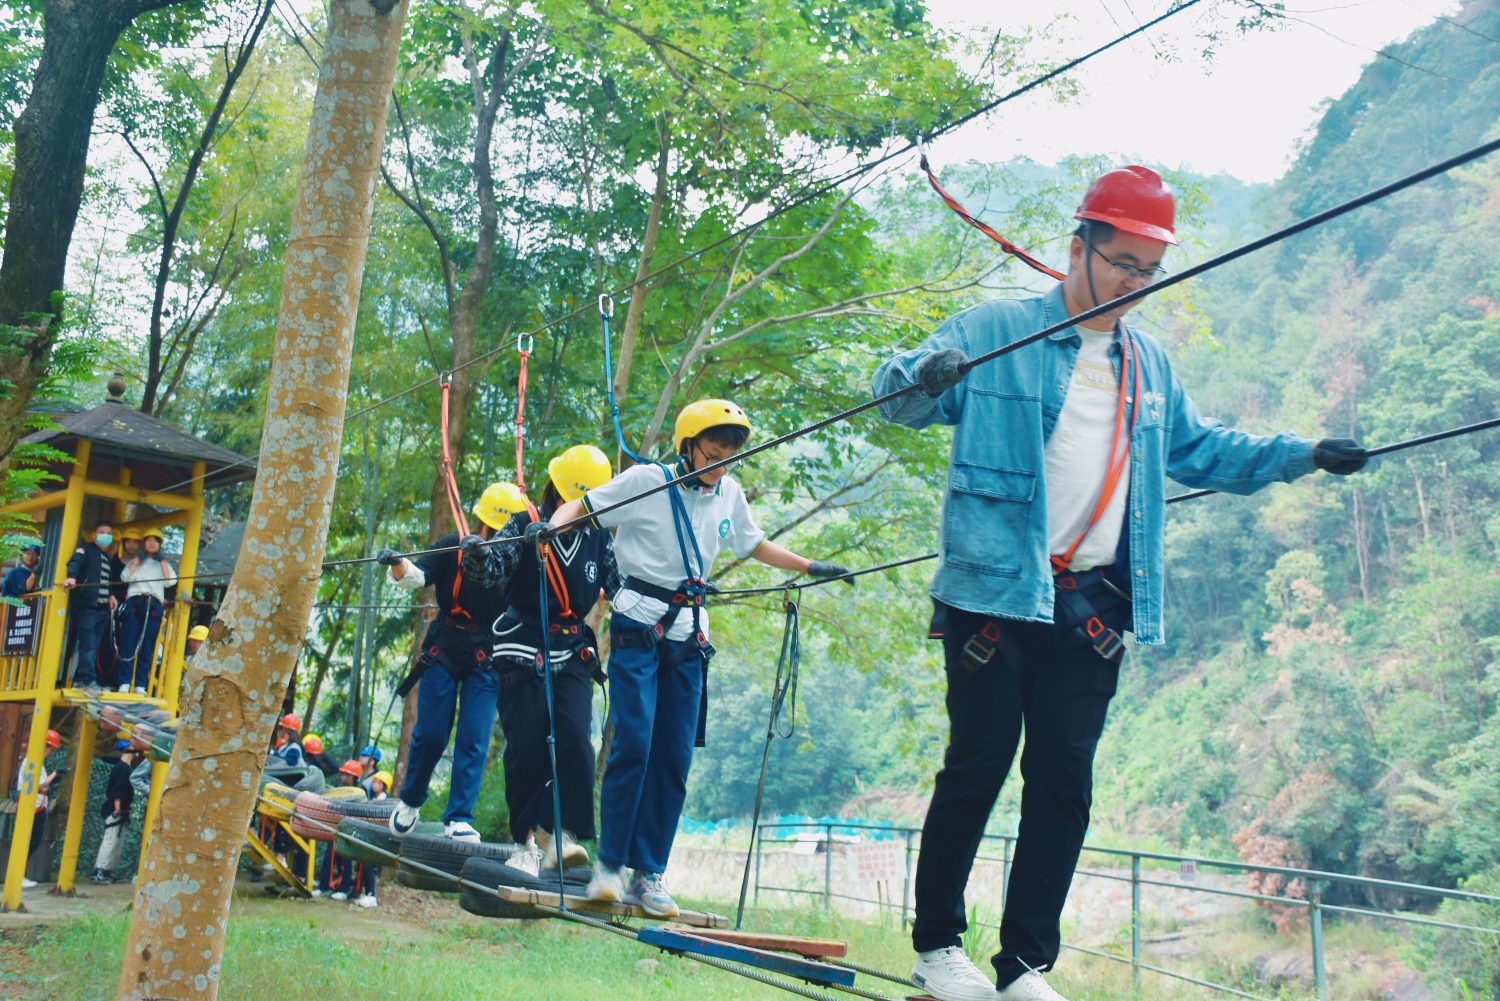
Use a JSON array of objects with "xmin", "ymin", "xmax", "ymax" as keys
[{"xmin": 943, "ymin": 464, "xmax": 1035, "ymax": 578}]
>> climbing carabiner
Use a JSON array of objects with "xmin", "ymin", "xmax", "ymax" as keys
[
  {"xmin": 516, "ymin": 332, "xmax": 534, "ymax": 356},
  {"xmin": 598, "ymin": 294, "xmax": 614, "ymax": 319}
]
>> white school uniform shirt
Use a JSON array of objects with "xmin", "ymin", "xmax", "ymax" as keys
[
  {"xmin": 123, "ymin": 556, "xmax": 177, "ymax": 602},
  {"xmin": 583, "ymin": 462, "xmax": 765, "ymax": 641}
]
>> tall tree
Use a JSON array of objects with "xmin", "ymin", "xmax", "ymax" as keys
[
  {"xmin": 0, "ymin": 0, "xmax": 195, "ymax": 466},
  {"xmin": 118, "ymin": 2, "xmax": 410, "ymax": 996}
]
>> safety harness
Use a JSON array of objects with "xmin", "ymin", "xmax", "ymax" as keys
[{"xmin": 950, "ymin": 325, "xmax": 1140, "ymax": 670}]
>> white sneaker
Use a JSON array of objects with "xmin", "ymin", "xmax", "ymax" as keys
[
  {"xmin": 911, "ymin": 946, "xmax": 997, "ymax": 1001},
  {"xmin": 134, "ymin": 686, "xmax": 148, "ymax": 695},
  {"xmin": 586, "ymin": 862, "xmax": 624, "ymax": 902},
  {"xmin": 503, "ymin": 843, "xmax": 543, "ymax": 878},
  {"xmin": 997, "ymin": 971, "xmax": 1069, "ymax": 1001},
  {"xmin": 20, "ymin": 877, "xmax": 37, "ymax": 889},
  {"xmin": 309, "ymin": 888, "xmax": 323, "ymax": 898},
  {"xmin": 329, "ymin": 891, "xmax": 348, "ymax": 901},
  {"xmin": 443, "ymin": 821, "xmax": 481, "ymax": 842},
  {"xmin": 355, "ymin": 893, "xmax": 377, "ymax": 909},
  {"xmin": 117, "ymin": 684, "xmax": 131, "ymax": 693},
  {"xmin": 388, "ymin": 800, "xmax": 420, "ymax": 837},
  {"xmin": 533, "ymin": 827, "xmax": 589, "ymax": 869}
]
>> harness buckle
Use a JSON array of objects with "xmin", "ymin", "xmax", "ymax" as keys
[
  {"xmin": 1091, "ymin": 628, "xmax": 1125, "ymax": 661},
  {"xmin": 961, "ymin": 620, "xmax": 1003, "ymax": 670}
]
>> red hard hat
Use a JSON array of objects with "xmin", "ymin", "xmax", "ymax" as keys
[
  {"xmin": 1075, "ymin": 165, "xmax": 1178, "ymax": 245},
  {"xmin": 278, "ymin": 713, "xmax": 302, "ymax": 733},
  {"xmin": 339, "ymin": 759, "xmax": 362, "ymax": 778},
  {"xmin": 302, "ymin": 735, "xmax": 325, "ymax": 755},
  {"xmin": 45, "ymin": 729, "xmax": 62, "ymax": 750}
]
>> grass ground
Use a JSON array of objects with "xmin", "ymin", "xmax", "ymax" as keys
[{"xmin": 0, "ymin": 879, "xmax": 1286, "ymax": 1001}]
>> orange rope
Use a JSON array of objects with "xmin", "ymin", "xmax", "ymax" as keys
[{"xmin": 920, "ymin": 154, "xmax": 1066, "ymax": 282}]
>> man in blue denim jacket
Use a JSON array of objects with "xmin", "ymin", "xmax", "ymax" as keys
[{"xmin": 873, "ymin": 166, "xmax": 1367, "ymax": 1001}]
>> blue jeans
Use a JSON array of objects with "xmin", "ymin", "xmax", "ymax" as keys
[
  {"xmin": 116, "ymin": 597, "xmax": 164, "ymax": 690},
  {"xmin": 397, "ymin": 652, "xmax": 498, "ymax": 825},
  {"xmin": 597, "ymin": 615, "xmax": 704, "ymax": 874},
  {"xmin": 69, "ymin": 604, "xmax": 110, "ymax": 687}
]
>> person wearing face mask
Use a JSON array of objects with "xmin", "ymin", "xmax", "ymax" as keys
[
  {"xmin": 63, "ymin": 520, "xmax": 118, "ymax": 694},
  {"xmin": 118, "ymin": 527, "xmax": 177, "ymax": 694}
]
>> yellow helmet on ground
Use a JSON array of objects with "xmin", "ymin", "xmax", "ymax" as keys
[
  {"xmin": 119, "ymin": 527, "xmax": 144, "ymax": 541},
  {"xmin": 188, "ymin": 624, "xmax": 210, "ymax": 642},
  {"xmin": 372, "ymin": 770, "xmax": 394, "ymax": 792},
  {"xmin": 472, "ymin": 481, "xmax": 530, "ymax": 529},
  {"xmin": 674, "ymin": 399, "xmax": 752, "ymax": 455},
  {"xmin": 547, "ymin": 445, "xmax": 612, "ymax": 502}
]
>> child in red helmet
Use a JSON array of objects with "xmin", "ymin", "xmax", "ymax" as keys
[{"xmin": 16, "ymin": 730, "xmax": 63, "ymax": 888}]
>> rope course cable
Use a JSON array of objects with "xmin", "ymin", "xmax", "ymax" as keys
[{"xmin": 253, "ymin": 791, "xmax": 907, "ymax": 1001}]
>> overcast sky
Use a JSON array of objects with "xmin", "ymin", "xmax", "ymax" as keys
[{"xmin": 920, "ymin": 0, "xmax": 1459, "ymax": 183}]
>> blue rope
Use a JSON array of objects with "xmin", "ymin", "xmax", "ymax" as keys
[{"xmin": 599, "ymin": 296, "xmax": 651, "ymax": 466}]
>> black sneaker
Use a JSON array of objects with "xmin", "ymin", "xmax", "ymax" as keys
[{"xmin": 90, "ymin": 870, "xmax": 112, "ymax": 884}]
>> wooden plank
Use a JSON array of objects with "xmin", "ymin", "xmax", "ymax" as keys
[
  {"xmin": 637, "ymin": 926, "xmax": 856, "ymax": 986},
  {"xmin": 672, "ymin": 927, "xmax": 847, "ymax": 958},
  {"xmin": 491, "ymin": 884, "xmax": 728, "ymax": 928}
]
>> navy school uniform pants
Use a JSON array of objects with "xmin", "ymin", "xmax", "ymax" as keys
[
  {"xmin": 498, "ymin": 654, "xmax": 597, "ymax": 844},
  {"xmin": 911, "ymin": 603, "xmax": 1121, "ymax": 990},
  {"xmin": 116, "ymin": 596, "xmax": 164, "ymax": 690},
  {"xmin": 597, "ymin": 615, "xmax": 704, "ymax": 875},
  {"xmin": 397, "ymin": 653, "xmax": 498, "ymax": 825},
  {"xmin": 66, "ymin": 604, "xmax": 111, "ymax": 688}
]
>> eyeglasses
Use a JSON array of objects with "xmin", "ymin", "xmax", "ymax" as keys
[
  {"xmin": 692, "ymin": 442, "xmax": 740, "ymax": 473},
  {"xmin": 1091, "ymin": 246, "xmax": 1167, "ymax": 285}
]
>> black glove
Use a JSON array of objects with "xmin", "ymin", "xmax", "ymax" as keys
[
  {"xmin": 523, "ymin": 520, "xmax": 556, "ymax": 548},
  {"xmin": 703, "ymin": 580, "xmax": 722, "ymax": 596},
  {"xmin": 808, "ymin": 560, "xmax": 854, "ymax": 586},
  {"xmin": 459, "ymin": 533, "xmax": 488, "ymax": 568},
  {"xmin": 375, "ymin": 548, "xmax": 404, "ymax": 567},
  {"xmin": 1313, "ymin": 438, "xmax": 1368, "ymax": 475},
  {"xmin": 915, "ymin": 348, "xmax": 968, "ymax": 398}
]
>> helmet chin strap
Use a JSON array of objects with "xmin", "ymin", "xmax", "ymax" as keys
[{"xmin": 678, "ymin": 439, "xmax": 708, "ymax": 489}]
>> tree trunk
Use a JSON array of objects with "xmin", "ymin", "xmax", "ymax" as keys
[
  {"xmin": 611, "ymin": 121, "xmax": 671, "ymax": 413},
  {"xmin": 117, "ymin": 3, "xmax": 409, "ymax": 997},
  {"xmin": 0, "ymin": 0, "xmax": 186, "ymax": 467}
]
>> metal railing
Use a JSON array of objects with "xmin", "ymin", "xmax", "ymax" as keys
[{"xmin": 752, "ymin": 821, "xmax": 1500, "ymax": 1000}]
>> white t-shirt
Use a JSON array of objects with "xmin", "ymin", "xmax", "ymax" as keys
[
  {"xmin": 584, "ymin": 462, "xmax": 765, "ymax": 641},
  {"xmin": 1044, "ymin": 328, "xmax": 1131, "ymax": 571},
  {"xmin": 123, "ymin": 555, "xmax": 176, "ymax": 601}
]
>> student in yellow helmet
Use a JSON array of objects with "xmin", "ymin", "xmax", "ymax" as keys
[
  {"xmin": 378, "ymin": 481, "xmax": 524, "ymax": 843},
  {"xmin": 540, "ymin": 400, "xmax": 851, "ymax": 916},
  {"xmin": 466, "ymin": 445, "xmax": 619, "ymax": 873}
]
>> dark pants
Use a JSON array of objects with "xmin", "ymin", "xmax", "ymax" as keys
[
  {"xmin": 597, "ymin": 615, "xmax": 703, "ymax": 874},
  {"xmin": 498, "ymin": 655, "xmax": 597, "ymax": 843},
  {"xmin": 398, "ymin": 652, "xmax": 498, "ymax": 825},
  {"xmin": 911, "ymin": 605, "xmax": 1120, "ymax": 989},
  {"xmin": 67, "ymin": 604, "xmax": 111, "ymax": 687},
  {"xmin": 356, "ymin": 862, "xmax": 377, "ymax": 896},
  {"xmin": 318, "ymin": 844, "xmax": 351, "ymax": 893},
  {"xmin": 116, "ymin": 596, "xmax": 164, "ymax": 690}
]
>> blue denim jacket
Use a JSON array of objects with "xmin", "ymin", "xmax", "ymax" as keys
[{"xmin": 873, "ymin": 284, "xmax": 1317, "ymax": 645}]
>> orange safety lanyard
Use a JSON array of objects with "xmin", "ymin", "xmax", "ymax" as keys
[
  {"xmin": 438, "ymin": 373, "xmax": 473, "ymax": 617},
  {"xmin": 514, "ymin": 333, "xmax": 533, "ymax": 493},
  {"xmin": 1051, "ymin": 328, "xmax": 1139, "ymax": 573},
  {"xmin": 920, "ymin": 154, "xmax": 1066, "ymax": 282}
]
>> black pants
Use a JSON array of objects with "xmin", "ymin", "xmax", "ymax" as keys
[
  {"xmin": 498, "ymin": 656, "xmax": 597, "ymax": 843},
  {"xmin": 912, "ymin": 604, "xmax": 1120, "ymax": 989}
]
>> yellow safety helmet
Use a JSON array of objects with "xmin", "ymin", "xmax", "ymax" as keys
[
  {"xmin": 547, "ymin": 445, "xmax": 612, "ymax": 502},
  {"xmin": 187, "ymin": 625, "xmax": 210, "ymax": 642},
  {"xmin": 140, "ymin": 526, "xmax": 165, "ymax": 543},
  {"xmin": 472, "ymin": 481, "xmax": 530, "ymax": 530},
  {"xmin": 119, "ymin": 527, "xmax": 144, "ymax": 542},
  {"xmin": 372, "ymin": 769, "xmax": 394, "ymax": 792},
  {"xmin": 674, "ymin": 399, "xmax": 752, "ymax": 455}
]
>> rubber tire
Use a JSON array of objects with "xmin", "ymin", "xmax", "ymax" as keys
[
  {"xmin": 395, "ymin": 833, "xmax": 520, "ymax": 892},
  {"xmin": 258, "ymin": 782, "xmax": 299, "ymax": 821},
  {"xmin": 323, "ymin": 785, "xmax": 366, "ymax": 801},
  {"xmin": 462, "ymin": 858, "xmax": 585, "ymax": 918},
  {"xmin": 326, "ymin": 797, "xmax": 398, "ymax": 821},
  {"xmin": 456, "ymin": 856, "xmax": 593, "ymax": 919}
]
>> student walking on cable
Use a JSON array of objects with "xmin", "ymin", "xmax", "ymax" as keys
[
  {"xmin": 380, "ymin": 483, "xmax": 519, "ymax": 842},
  {"xmin": 873, "ymin": 166, "xmax": 1369, "ymax": 1001},
  {"xmin": 538, "ymin": 400, "xmax": 851, "ymax": 917},
  {"xmin": 463, "ymin": 445, "xmax": 618, "ymax": 872}
]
